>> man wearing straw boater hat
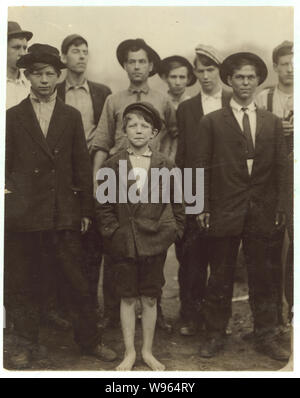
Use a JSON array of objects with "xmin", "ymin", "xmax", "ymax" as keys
[{"xmin": 194, "ymin": 51, "xmax": 289, "ymax": 361}]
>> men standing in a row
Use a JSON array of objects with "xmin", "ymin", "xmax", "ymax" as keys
[
  {"xmin": 57, "ymin": 34, "xmax": 112, "ymax": 319},
  {"xmin": 195, "ymin": 52, "xmax": 289, "ymax": 361},
  {"xmin": 4, "ymin": 44, "xmax": 117, "ymax": 368},
  {"xmin": 175, "ymin": 45, "xmax": 231, "ymax": 336},
  {"xmin": 91, "ymin": 38, "xmax": 178, "ymax": 331},
  {"xmin": 6, "ymin": 21, "xmax": 32, "ymax": 109}
]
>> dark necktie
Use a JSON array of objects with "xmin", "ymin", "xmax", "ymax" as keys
[
  {"xmin": 241, "ymin": 107, "xmax": 255, "ymax": 159},
  {"xmin": 132, "ymin": 89, "xmax": 142, "ymax": 102}
]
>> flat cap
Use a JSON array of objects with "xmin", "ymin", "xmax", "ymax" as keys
[
  {"xmin": 61, "ymin": 34, "xmax": 88, "ymax": 54},
  {"xmin": 117, "ymin": 38, "xmax": 161, "ymax": 77},
  {"xmin": 195, "ymin": 44, "xmax": 223, "ymax": 65},
  {"xmin": 8, "ymin": 21, "xmax": 33, "ymax": 41},
  {"xmin": 123, "ymin": 102, "xmax": 162, "ymax": 131},
  {"xmin": 272, "ymin": 40, "xmax": 293, "ymax": 63},
  {"xmin": 17, "ymin": 43, "xmax": 66, "ymax": 70},
  {"xmin": 158, "ymin": 55, "xmax": 197, "ymax": 86}
]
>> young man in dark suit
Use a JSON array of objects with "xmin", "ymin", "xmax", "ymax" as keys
[
  {"xmin": 195, "ymin": 52, "xmax": 289, "ymax": 361},
  {"xmin": 175, "ymin": 45, "xmax": 231, "ymax": 336},
  {"xmin": 4, "ymin": 44, "xmax": 116, "ymax": 368}
]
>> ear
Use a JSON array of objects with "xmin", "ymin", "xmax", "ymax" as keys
[
  {"xmin": 273, "ymin": 62, "xmax": 278, "ymax": 73},
  {"xmin": 24, "ymin": 70, "xmax": 30, "ymax": 81},
  {"xmin": 61, "ymin": 53, "xmax": 67, "ymax": 64},
  {"xmin": 149, "ymin": 61, "xmax": 153, "ymax": 73},
  {"xmin": 227, "ymin": 75, "xmax": 233, "ymax": 87},
  {"xmin": 152, "ymin": 128, "xmax": 158, "ymax": 138}
]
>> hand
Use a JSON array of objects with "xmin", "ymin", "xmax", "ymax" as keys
[
  {"xmin": 81, "ymin": 217, "xmax": 91, "ymax": 234},
  {"xmin": 275, "ymin": 212, "xmax": 286, "ymax": 230},
  {"xmin": 282, "ymin": 120, "xmax": 293, "ymax": 136},
  {"xmin": 196, "ymin": 212, "xmax": 210, "ymax": 230}
]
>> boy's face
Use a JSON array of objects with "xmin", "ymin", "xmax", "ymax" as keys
[
  {"xmin": 62, "ymin": 43, "xmax": 89, "ymax": 74},
  {"xmin": 124, "ymin": 49, "xmax": 153, "ymax": 84},
  {"xmin": 227, "ymin": 64, "xmax": 259, "ymax": 102},
  {"xmin": 194, "ymin": 58, "xmax": 219, "ymax": 94},
  {"xmin": 274, "ymin": 54, "xmax": 293, "ymax": 87},
  {"xmin": 165, "ymin": 66, "xmax": 189, "ymax": 96},
  {"xmin": 26, "ymin": 64, "xmax": 59, "ymax": 98},
  {"xmin": 7, "ymin": 37, "xmax": 28, "ymax": 70},
  {"xmin": 124, "ymin": 113, "xmax": 155, "ymax": 150}
]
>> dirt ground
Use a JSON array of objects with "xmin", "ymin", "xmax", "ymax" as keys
[{"xmin": 3, "ymin": 245, "xmax": 292, "ymax": 373}]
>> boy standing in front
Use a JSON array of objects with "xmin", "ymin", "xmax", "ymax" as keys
[{"xmin": 96, "ymin": 102, "xmax": 185, "ymax": 371}]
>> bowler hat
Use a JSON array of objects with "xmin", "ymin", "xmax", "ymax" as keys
[
  {"xmin": 117, "ymin": 38, "xmax": 161, "ymax": 77},
  {"xmin": 8, "ymin": 21, "xmax": 33, "ymax": 41},
  {"xmin": 123, "ymin": 102, "xmax": 162, "ymax": 131},
  {"xmin": 17, "ymin": 43, "xmax": 66, "ymax": 70},
  {"xmin": 61, "ymin": 34, "xmax": 88, "ymax": 54},
  {"xmin": 158, "ymin": 55, "xmax": 197, "ymax": 86},
  {"xmin": 220, "ymin": 52, "xmax": 268, "ymax": 86}
]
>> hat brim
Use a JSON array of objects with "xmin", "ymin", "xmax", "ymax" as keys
[
  {"xmin": 17, "ymin": 53, "xmax": 66, "ymax": 70},
  {"xmin": 123, "ymin": 102, "xmax": 162, "ymax": 131},
  {"xmin": 220, "ymin": 52, "xmax": 268, "ymax": 86},
  {"xmin": 8, "ymin": 30, "xmax": 33, "ymax": 41},
  {"xmin": 158, "ymin": 55, "xmax": 197, "ymax": 87},
  {"xmin": 117, "ymin": 39, "xmax": 161, "ymax": 77}
]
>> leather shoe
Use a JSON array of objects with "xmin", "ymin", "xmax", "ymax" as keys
[
  {"xmin": 255, "ymin": 340, "xmax": 290, "ymax": 362},
  {"xmin": 45, "ymin": 310, "xmax": 71, "ymax": 331},
  {"xmin": 85, "ymin": 343, "xmax": 117, "ymax": 362},
  {"xmin": 199, "ymin": 337, "xmax": 224, "ymax": 358},
  {"xmin": 156, "ymin": 312, "xmax": 173, "ymax": 333},
  {"xmin": 7, "ymin": 348, "xmax": 32, "ymax": 369},
  {"xmin": 180, "ymin": 321, "xmax": 197, "ymax": 336}
]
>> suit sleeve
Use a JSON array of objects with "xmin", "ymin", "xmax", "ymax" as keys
[
  {"xmin": 175, "ymin": 103, "xmax": 185, "ymax": 171},
  {"xmin": 274, "ymin": 116, "xmax": 288, "ymax": 213},
  {"xmin": 5, "ymin": 110, "xmax": 14, "ymax": 192},
  {"xmin": 72, "ymin": 110, "xmax": 94, "ymax": 218}
]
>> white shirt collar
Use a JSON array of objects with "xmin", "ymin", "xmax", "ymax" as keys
[
  {"xmin": 30, "ymin": 89, "xmax": 57, "ymax": 103},
  {"xmin": 127, "ymin": 146, "xmax": 152, "ymax": 157},
  {"xmin": 201, "ymin": 88, "xmax": 222, "ymax": 101},
  {"xmin": 230, "ymin": 97, "xmax": 256, "ymax": 112},
  {"xmin": 65, "ymin": 78, "xmax": 90, "ymax": 93}
]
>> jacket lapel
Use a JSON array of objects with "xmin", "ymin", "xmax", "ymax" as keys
[
  {"xmin": 223, "ymin": 106, "xmax": 245, "ymax": 138},
  {"xmin": 56, "ymin": 81, "xmax": 66, "ymax": 102},
  {"xmin": 46, "ymin": 98, "xmax": 69, "ymax": 151},
  {"xmin": 88, "ymin": 81, "xmax": 100, "ymax": 125},
  {"xmin": 255, "ymin": 108, "xmax": 264, "ymax": 138},
  {"xmin": 190, "ymin": 93, "xmax": 203, "ymax": 123}
]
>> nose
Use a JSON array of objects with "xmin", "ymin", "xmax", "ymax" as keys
[
  {"xmin": 40, "ymin": 74, "xmax": 48, "ymax": 84},
  {"xmin": 287, "ymin": 63, "xmax": 293, "ymax": 73},
  {"xmin": 175, "ymin": 77, "xmax": 181, "ymax": 85},
  {"xmin": 20, "ymin": 47, "xmax": 26, "ymax": 56},
  {"xmin": 203, "ymin": 71, "xmax": 208, "ymax": 79},
  {"xmin": 242, "ymin": 77, "xmax": 250, "ymax": 85}
]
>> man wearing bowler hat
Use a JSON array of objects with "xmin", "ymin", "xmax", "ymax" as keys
[
  {"xmin": 91, "ymin": 38, "xmax": 177, "ymax": 332},
  {"xmin": 175, "ymin": 45, "xmax": 231, "ymax": 336},
  {"xmin": 6, "ymin": 21, "xmax": 33, "ymax": 109},
  {"xmin": 158, "ymin": 55, "xmax": 196, "ymax": 109},
  {"xmin": 4, "ymin": 43, "xmax": 116, "ymax": 368},
  {"xmin": 194, "ymin": 52, "xmax": 289, "ymax": 361}
]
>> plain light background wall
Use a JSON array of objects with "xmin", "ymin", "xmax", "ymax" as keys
[{"xmin": 8, "ymin": 6, "xmax": 293, "ymax": 96}]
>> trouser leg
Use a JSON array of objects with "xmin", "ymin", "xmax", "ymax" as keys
[{"xmin": 103, "ymin": 254, "xmax": 120, "ymax": 322}]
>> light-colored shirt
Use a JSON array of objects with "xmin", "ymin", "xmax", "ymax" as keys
[
  {"xmin": 30, "ymin": 90, "xmax": 57, "ymax": 137},
  {"xmin": 230, "ymin": 98, "xmax": 257, "ymax": 175},
  {"xmin": 91, "ymin": 83, "xmax": 177, "ymax": 158},
  {"xmin": 167, "ymin": 90, "xmax": 191, "ymax": 110},
  {"xmin": 6, "ymin": 70, "xmax": 30, "ymax": 110},
  {"xmin": 65, "ymin": 79, "xmax": 95, "ymax": 149},
  {"xmin": 201, "ymin": 88, "xmax": 222, "ymax": 115},
  {"xmin": 127, "ymin": 147, "xmax": 152, "ymax": 192},
  {"xmin": 255, "ymin": 85, "xmax": 293, "ymax": 119}
]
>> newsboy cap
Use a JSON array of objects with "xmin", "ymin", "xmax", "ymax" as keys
[
  {"xmin": 123, "ymin": 102, "xmax": 162, "ymax": 131},
  {"xmin": 272, "ymin": 40, "xmax": 293, "ymax": 63},
  {"xmin": 17, "ymin": 43, "xmax": 66, "ymax": 70},
  {"xmin": 61, "ymin": 34, "xmax": 88, "ymax": 54},
  {"xmin": 8, "ymin": 21, "xmax": 33, "ymax": 41},
  {"xmin": 220, "ymin": 52, "xmax": 268, "ymax": 86},
  {"xmin": 158, "ymin": 55, "xmax": 197, "ymax": 86},
  {"xmin": 116, "ymin": 38, "xmax": 161, "ymax": 77},
  {"xmin": 195, "ymin": 44, "xmax": 223, "ymax": 65}
]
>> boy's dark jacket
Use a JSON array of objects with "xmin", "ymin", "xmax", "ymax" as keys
[{"xmin": 96, "ymin": 149, "xmax": 185, "ymax": 258}]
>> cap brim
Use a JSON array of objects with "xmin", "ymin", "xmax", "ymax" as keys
[{"xmin": 8, "ymin": 30, "xmax": 33, "ymax": 41}]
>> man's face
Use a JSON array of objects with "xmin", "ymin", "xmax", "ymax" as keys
[
  {"xmin": 274, "ymin": 54, "xmax": 293, "ymax": 87},
  {"xmin": 165, "ymin": 66, "xmax": 189, "ymax": 96},
  {"xmin": 124, "ymin": 113, "xmax": 155, "ymax": 149},
  {"xmin": 124, "ymin": 49, "xmax": 153, "ymax": 84},
  {"xmin": 7, "ymin": 37, "xmax": 28, "ymax": 69},
  {"xmin": 194, "ymin": 59, "xmax": 219, "ymax": 94},
  {"xmin": 26, "ymin": 64, "xmax": 59, "ymax": 98},
  {"xmin": 62, "ymin": 43, "xmax": 89, "ymax": 74},
  {"xmin": 228, "ymin": 64, "xmax": 259, "ymax": 102}
]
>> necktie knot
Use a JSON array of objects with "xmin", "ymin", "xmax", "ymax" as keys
[{"xmin": 241, "ymin": 107, "xmax": 248, "ymax": 112}]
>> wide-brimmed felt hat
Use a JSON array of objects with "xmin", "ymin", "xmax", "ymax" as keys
[
  {"xmin": 158, "ymin": 55, "xmax": 197, "ymax": 86},
  {"xmin": 17, "ymin": 43, "xmax": 66, "ymax": 70},
  {"xmin": 123, "ymin": 102, "xmax": 162, "ymax": 131},
  {"xmin": 116, "ymin": 38, "xmax": 161, "ymax": 77},
  {"xmin": 220, "ymin": 52, "xmax": 268, "ymax": 86},
  {"xmin": 8, "ymin": 21, "xmax": 33, "ymax": 41},
  {"xmin": 61, "ymin": 34, "xmax": 88, "ymax": 54}
]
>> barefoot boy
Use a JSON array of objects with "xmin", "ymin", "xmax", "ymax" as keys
[{"xmin": 96, "ymin": 102, "xmax": 185, "ymax": 370}]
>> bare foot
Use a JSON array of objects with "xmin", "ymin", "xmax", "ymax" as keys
[
  {"xmin": 116, "ymin": 351, "xmax": 136, "ymax": 371},
  {"xmin": 142, "ymin": 351, "xmax": 165, "ymax": 371}
]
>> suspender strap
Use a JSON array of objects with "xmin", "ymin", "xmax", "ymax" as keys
[{"xmin": 267, "ymin": 86, "xmax": 275, "ymax": 112}]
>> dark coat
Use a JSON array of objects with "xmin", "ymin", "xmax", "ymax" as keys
[
  {"xmin": 194, "ymin": 106, "xmax": 288, "ymax": 237},
  {"xmin": 95, "ymin": 149, "xmax": 185, "ymax": 258},
  {"xmin": 5, "ymin": 97, "xmax": 93, "ymax": 232},
  {"xmin": 175, "ymin": 90, "xmax": 232, "ymax": 170},
  {"xmin": 56, "ymin": 80, "xmax": 111, "ymax": 126}
]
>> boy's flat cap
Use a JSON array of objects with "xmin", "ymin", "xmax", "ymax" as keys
[
  {"xmin": 117, "ymin": 38, "xmax": 160, "ymax": 77},
  {"xmin": 17, "ymin": 43, "xmax": 66, "ymax": 70},
  {"xmin": 123, "ymin": 102, "xmax": 162, "ymax": 131},
  {"xmin": 61, "ymin": 34, "xmax": 88, "ymax": 54},
  {"xmin": 8, "ymin": 21, "xmax": 33, "ymax": 41},
  {"xmin": 158, "ymin": 55, "xmax": 197, "ymax": 86},
  {"xmin": 195, "ymin": 44, "xmax": 223, "ymax": 65}
]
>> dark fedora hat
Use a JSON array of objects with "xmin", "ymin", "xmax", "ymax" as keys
[
  {"xmin": 123, "ymin": 101, "xmax": 162, "ymax": 131},
  {"xmin": 17, "ymin": 43, "xmax": 66, "ymax": 70},
  {"xmin": 8, "ymin": 21, "xmax": 33, "ymax": 41},
  {"xmin": 220, "ymin": 52, "xmax": 268, "ymax": 86},
  {"xmin": 158, "ymin": 55, "xmax": 197, "ymax": 86},
  {"xmin": 116, "ymin": 38, "xmax": 161, "ymax": 77}
]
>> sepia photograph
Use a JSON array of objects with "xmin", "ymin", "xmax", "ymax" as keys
[{"xmin": 1, "ymin": 0, "xmax": 296, "ymax": 376}]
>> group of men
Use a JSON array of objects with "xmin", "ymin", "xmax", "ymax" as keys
[{"xmin": 4, "ymin": 20, "xmax": 293, "ymax": 369}]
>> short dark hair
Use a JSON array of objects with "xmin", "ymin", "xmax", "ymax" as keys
[
  {"xmin": 226, "ymin": 57, "xmax": 259, "ymax": 78},
  {"xmin": 63, "ymin": 37, "xmax": 88, "ymax": 55},
  {"xmin": 123, "ymin": 45, "xmax": 150, "ymax": 63},
  {"xmin": 194, "ymin": 54, "xmax": 219, "ymax": 69},
  {"xmin": 123, "ymin": 109, "xmax": 155, "ymax": 130},
  {"xmin": 165, "ymin": 60, "xmax": 190, "ymax": 78},
  {"xmin": 273, "ymin": 47, "xmax": 293, "ymax": 64},
  {"xmin": 26, "ymin": 64, "xmax": 61, "ymax": 77}
]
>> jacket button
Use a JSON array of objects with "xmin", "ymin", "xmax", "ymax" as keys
[
  {"xmin": 54, "ymin": 149, "xmax": 59, "ymax": 155},
  {"xmin": 50, "ymin": 188, "xmax": 54, "ymax": 192},
  {"xmin": 51, "ymin": 169, "xmax": 55, "ymax": 173},
  {"xmin": 34, "ymin": 168, "xmax": 39, "ymax": 174}
]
